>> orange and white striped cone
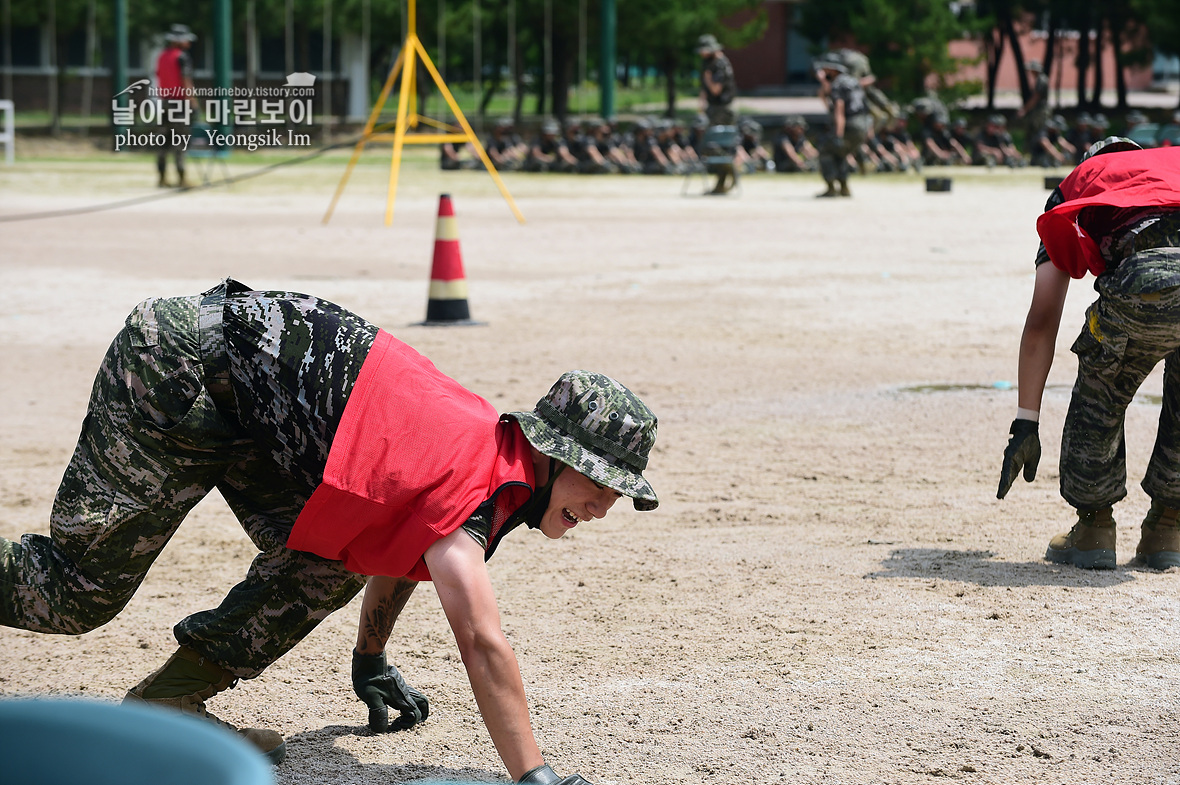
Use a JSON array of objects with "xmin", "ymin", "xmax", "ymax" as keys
[{"xmin": 421, "ymin": 193, "xmax": 482, "ymax": 326}]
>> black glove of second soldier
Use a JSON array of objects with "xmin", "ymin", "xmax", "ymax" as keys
[
  {"xmin": 997, "ymin": 418, "xmax": 1041, "ymax": 499},
  {"xmin": 351, "ymin": 650, "xmax": 429, "ymax": 732},
  {"xmin": 517, "ymin": 764, "xmax": 594, "ymax": 785}
]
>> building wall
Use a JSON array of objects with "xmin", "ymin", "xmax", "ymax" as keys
[
  {"xmin": 724, "ymin": 1, "xmax": 792, "ymax": 91},
  {"xmin": 723, "ymin": 2, "xmax": 1158, "ymax": 95},
  {"xmin": 948, "ymin": 30, "xmax": 1154, "ymax": 94}
]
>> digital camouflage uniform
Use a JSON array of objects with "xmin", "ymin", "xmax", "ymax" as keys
[
  {"xmin": 1036, "ymin": 200, "xmax": 1180, "ymax": 511},
  {"xmin": 818, "ymin": 72, "xmax": 871, "ymax": 186},
  {"xmin": 1026, "ymin": 71, "xmax": 1051, "ymax": 155},
  {"xmin": 0, "ymin": 279, "xmax": 378, "ymax": 678},
  {"xmin": 701, "ymin": 52, "xmax": 736, "ymax": 127}
]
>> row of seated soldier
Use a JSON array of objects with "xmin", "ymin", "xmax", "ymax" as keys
[
  {"xmin": 440, "ymin": 115, "xmax": 821, "ymax": 177},
  {"xmin": 439, "ymin": 109, "xmax": 1175, "ymax": 177}
]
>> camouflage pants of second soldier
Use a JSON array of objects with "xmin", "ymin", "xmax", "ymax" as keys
[
  {"xmin": 0, "ymin": 279, "xmax": 375, "ymax": 678},
  {"xmin": 818, "ymin": 115, "xmax": 870, "ymax": 185},
  {"xmin": 1061, "ymin": 248, "xmax": 1180, "ymax": 511}
]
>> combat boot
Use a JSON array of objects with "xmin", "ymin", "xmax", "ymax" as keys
[
  {"xmin": 838, "ymin": 180, "xmax": 851, "ymax": 197},
  {"xmin": 1136, "ymin": 501, "xmax": 1180, "ymax": 570},
  {"xmin": 817, "ymin": 181, "xmax": 838, "ymax": 198},
  {"xmin": 1045, "ymin": 507, "xmax": 1116, "ymax": 569},
  {"xmin": 123, "ymin": 646, "xmax": 286, "ymax": 764}
]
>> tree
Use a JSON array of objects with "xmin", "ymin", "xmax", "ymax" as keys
[
  {"xmin": 798, "ymin": 0, "xmax": 986, "ymax": 105},
  {"xmin": 617, "ymin": 0, "xmax": 764, "ymax": 118}
]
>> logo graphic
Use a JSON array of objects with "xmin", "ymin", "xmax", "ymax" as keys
[
  {"xmin": 284, "ymin": 72, "xmax": 316, "ymax": 88},
  {"xmin": 114, "ymin": 79, "xmax": 151, "ymax": 98}
]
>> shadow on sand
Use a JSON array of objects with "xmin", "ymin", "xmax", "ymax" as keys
[
  {"xmin": 280, "ymin": 724, "xmax": 506, "ymax": 784},
  {"xmin": 864, "ymin": 546, "xmax": 1141, "ymax": 588}
]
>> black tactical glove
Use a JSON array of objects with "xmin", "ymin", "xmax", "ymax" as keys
[
  {"xmin": 517, "ymin": 764, "xmax": 594, "ymax": 785},
  {"xmin": 351, "ymin": 650, "xmax": 429, "ymax": 732},
  {"xmin": 997, "ymin": 418, "xmax": 1041, "ymax": 499}
]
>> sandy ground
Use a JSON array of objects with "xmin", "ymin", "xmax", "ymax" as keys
[{"xmin": 1, "ymin": 150, "xmax": 1179, "ymax": 785}]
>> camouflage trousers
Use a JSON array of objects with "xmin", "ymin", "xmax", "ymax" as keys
[
  {"xmin": 1061, "ymin": 249, "xmax": 1180, "ymax": 511},
  {"xmin": 818, "ymin": 115, "xmax": 870, "ymax": 184},
  {"xmin": 0, "ymin": 279, "xmax": 375, "ymax": 678},
  {"xmin": 705, "ymin": 103, "xmax": 736, "ymax": 127}
]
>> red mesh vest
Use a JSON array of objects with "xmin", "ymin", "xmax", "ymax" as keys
[
  {"xmin": 287, "ymin": 330, "xmax": 534, "ymax": 580},
  {"xmin": 156, "ymin": 48, "xmax": 185, "ymax": 96},
  {"xmin": 1037, "ymin": 147, "xmax": 1180, "ymax": 278}
]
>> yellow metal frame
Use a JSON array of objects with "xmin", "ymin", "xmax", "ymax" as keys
[{"xmin": 323, "ymin": 0, "xmax": 524, "ymax": 225}]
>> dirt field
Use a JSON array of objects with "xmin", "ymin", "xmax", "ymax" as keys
[{"xmin": 2, "ymin": 150, "xmax": 1178, "ymax": 785}]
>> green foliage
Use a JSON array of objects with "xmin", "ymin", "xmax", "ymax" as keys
[
  {"xmin": 799, "ymin": 0, "xmax": 989, "ymax": 102},
  {"xmin": 9, "ymin": 0, "xmax": 101, "ymax": 32},
  {"xmin": 1130, "ymin": 0, "xmax": 1180, "ymax": 58},
  {"xmin": 618, "ymin": 0, "xmax": 765, "ymax": 63}
]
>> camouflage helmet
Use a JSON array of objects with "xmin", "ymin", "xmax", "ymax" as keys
[
  {"xmin": 1081, "ymin": 135, "xmax": 1142, "ymax": 163},
  {"xmin": 814, "ymin": 55, "xmax": 848, "ymax": 74},
  {"xmin": 541, "ymin": 118, "xmax": 560, "ymax": 135},
  {"xmin": 1025, "ymin": 59, "xmax": 1043, "ymax": 74},
  {"xmin": 508, "ymin": 371, "xmax": 658, "ymax": 511},
  {"xmin": 836, "ymin": 48, "xmax": 872, "ymax": 79},
  {"xmin": 909, "ymin": 97, "xmax": 934, "ymax": 116}
]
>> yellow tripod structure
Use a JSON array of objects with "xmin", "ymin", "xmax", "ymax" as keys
[{"xmin": 323, "ymin": 0, "xmax": 524, "ymax": 226}]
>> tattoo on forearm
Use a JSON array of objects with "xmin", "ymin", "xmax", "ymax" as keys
[{"xmin": 360, "ymin": 579, "xmax": 417, "ymax": 650}]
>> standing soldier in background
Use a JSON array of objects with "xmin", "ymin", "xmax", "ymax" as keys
[
  {"xmin": 697, "ymin": 34, "xmax": 737, "ymax": 127},
  {"xmin": 155, "ymin": 24, "xmax": 198, "ymax": 188},
  {"xmin": 815, "ymin": 56, "xmax": 871, "ymax": 198},
  {"xmin": 1018, "ymin": 60, "xmax": 1051, "ymax": 165},
  {"xmin": 835, "ymin": 48, "xmax": 900, "ymax": 134}
]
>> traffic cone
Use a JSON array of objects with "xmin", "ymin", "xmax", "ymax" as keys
[{"xmin": 420, "ymin": 194, "xmax": 482, "ymax": 326}]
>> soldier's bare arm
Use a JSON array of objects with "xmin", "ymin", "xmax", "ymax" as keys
[
  {"xmin": 356, "ymin": 576, "xmax": 418, "ymax": 654},
  {"xmin": 424, "ymin": 527, "xmax": 544, "ymax": 781},
  {"xmin": 1017, "ymin": 262, "xmax": 1071, "ymax": 413}
]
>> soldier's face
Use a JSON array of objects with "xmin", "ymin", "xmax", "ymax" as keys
[{"xmin": 537, "ymin": 464, "xmax": 622, "ymax": 539}]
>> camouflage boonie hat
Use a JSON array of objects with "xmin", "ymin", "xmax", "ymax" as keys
[
  {"xmin": 1025, "ymin": 60, "xmax": 1043, "ymax": 73},
  {"xmin": 166, "ymin": 23, "xmax": 197, "ymax": 43},
  {"xmin": 696, "ymin": 34, "xmax": 721, "ymax": 54},
  {"xmin": 1081, "ymin": 135, "xmax": 1141, "ymax": 163},
  {"xmin": 508, "ymin": 371, "xmax": 658, "ymax": 511}
]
